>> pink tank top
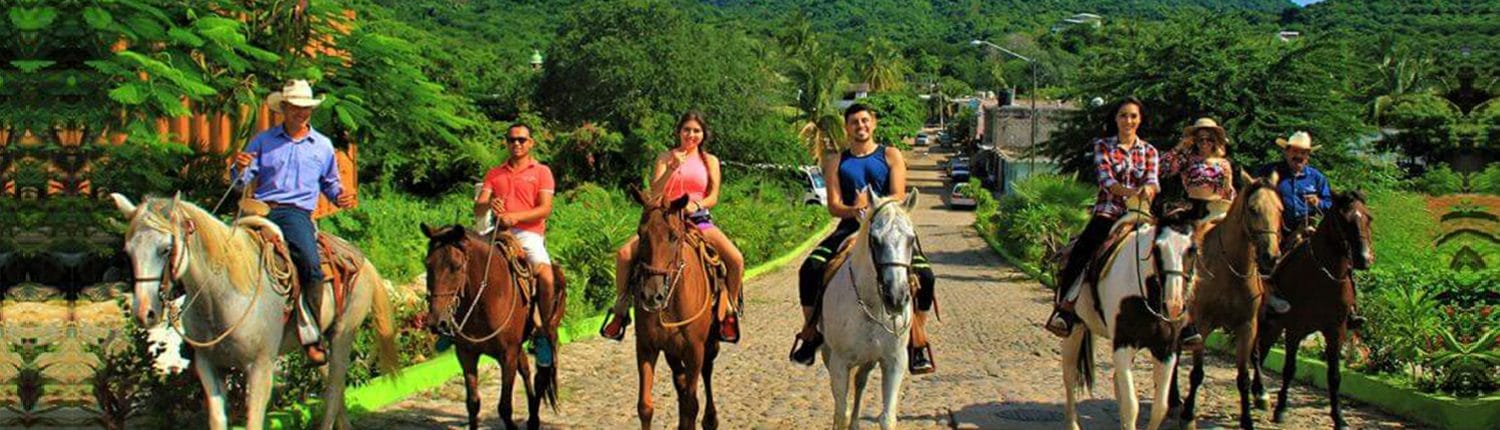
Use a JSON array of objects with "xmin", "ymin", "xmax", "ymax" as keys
[{"xmin": 666, "ymin": 151, "xmax": 709, "ymax": 202}]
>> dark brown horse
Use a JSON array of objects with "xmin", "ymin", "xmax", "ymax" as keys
[
  {"xmin": 628, "ymin": 189, "xmax": 721, "ymax": 430},
  {"xmin": 421, "ymin": 224, "xmax": 566, "ymax": 430},
  {"xmin": 1252, "ymin": 191, "xmax": 1374, "ymax": 430},
  {"xmin": 1174, "ymin": 172, "xmax": 1284, "ymax": 430}
]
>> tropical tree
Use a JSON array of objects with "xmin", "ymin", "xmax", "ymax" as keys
[
  {"xmin": 785, "ymin": 30, "xmax": 847, "ymax": 158},
  {"xmin": 859, "ymin": 37, "xmax": 909, "ymax": 93},
  {"xmin": 1368, "ymin": 36, "xmax": 1436, "ymax": 127}
]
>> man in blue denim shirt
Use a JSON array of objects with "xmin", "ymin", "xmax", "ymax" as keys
[
  {"xmin": 1255, "ymin": 132, "xmax": 1363, "ymax": 327},
  {"xmin": 232, "ymin": 80, "xmax": 356, "ymax": 365}
]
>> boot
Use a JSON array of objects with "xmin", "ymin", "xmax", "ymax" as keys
[
  {"xmin": 718, "ymin": 313, "xmax": 740, "ymax": 343},
  {"xmin": 531, "ymin": 332, "xmax": 555, "ymax": 367},
  {"xmin": 789, "ymin": 326, "xmax": 822, "ymax": 366},
  {"xmin": 1044, "ymin": 308, "xmax": 1076, "ymax": 338}
]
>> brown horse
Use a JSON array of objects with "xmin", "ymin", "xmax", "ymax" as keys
[
  {"xmin": 628, "ymin": 189, "xmax": 722, "ymax": 430},
  {"xmin": 421, "ymin": 224, "xmax": 566, "ymax": 430},
  {"xmin": 1252, "ymin": 191, "xmax": 1373, "ymax": 430},
  {"xmin": 1174, "ymin": 172, "xmax": 1284, "ymax": 430}
]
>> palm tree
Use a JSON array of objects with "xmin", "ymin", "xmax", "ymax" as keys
[
  {"xmin": 859, "ymin": 37, "xmax": 909, "ymax": 93},
  {"xmin": 1369, "ymin": 37, "xmax": 1434, "ymax": 127},
  {"xmin": 786, "ymin": 34, "xmax": 847, "ymax": 159}
]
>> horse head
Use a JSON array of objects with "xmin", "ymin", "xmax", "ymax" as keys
[
  {"xmin": 1332, "ymin": 191, "xmax": 1374, "ymax": 270},
  {"xmin": 630, "ymin": 187, "xmax": 693, "ymax": 312},
  {"xmin": 859, "ymin": 187, "xmax": 920, "ymax": 314},
  {"xmin": 1154, "ymin": 204, "xmax": 1197, "ymax": 319},
  {"xmin": 112, "ymin": 193, "xmax": 191, "ymax": 327},
  {"xmin": 421, "ymin": 223, "xmax": 472, "ymax": 337},
  {"xmin": 1239, "ymin": 171, "xmax": 1285, "ymax": 277}
]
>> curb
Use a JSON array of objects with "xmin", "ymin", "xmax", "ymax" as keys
[
  {"xmin": 972, "ymin": 223, "xmax": 1054, "ymax": 288},
  {"xmin": 1204, "ymin": 334, "xmax": 1500, "ymax": 430},
  {"xmin": 263, "ymin": 218, "xmax": 835, "ymax": 429}
]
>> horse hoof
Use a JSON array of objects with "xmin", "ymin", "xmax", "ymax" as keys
[
  {"xmin": 1254, "ymin": 396, "xmax": 1268, "ymax": 410},
  {"xmin": 1272, "ymin": 410, "xmax": 1286, "ymax": 423},
  {"xmin": 1179, "ymin": 420, "xmax": 1196, "ymax": 430}
]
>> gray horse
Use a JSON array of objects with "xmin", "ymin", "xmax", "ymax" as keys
[{"xmin": 111, "ymin": 193, "xmax": 399, "ymax": 430}]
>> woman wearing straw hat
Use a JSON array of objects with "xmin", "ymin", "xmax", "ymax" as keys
[
  {"xmin": 1163, "ymin": 118, "xmax": 1236, "ymax": 223},
  {"xmin": 231, "ymin": 79, "xmax": 356, "ymax": 365}
]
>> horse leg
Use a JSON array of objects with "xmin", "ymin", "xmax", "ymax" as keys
[
  {"xmin": 194, "ymin": 362, "xmax": 230, "ymax": 430},
  {"xmin": 320, "ymin": 327, "xmax": 357, "ymax": 430},
  {"xmin": 827, "ymin": 354, "xmax": 853, "ymax": 430},
  {"xmin": 850, "ymin": 362, "xmax": 875, "ymax": 430},
  {"xmin": 1252, "ymin": 322, "xmax": 1278, "ymax": 411},
  {"xmin": 669, "ymin": 356, "xmax": 700, "ymax": 430},
  {"xmin": 636, "ymin": 348, "xmax": 659, "ymax": 430},
  {"xmin": 243, "ymin": 360, "xmax": 276, "ymax": 430},
  {"xmin": 1234, "ymin": 322, "xmax": 1258, "ymax": 430},
  {"xmin": 1323, "ymin": 328, "xmax": 1349, "ymax": 430},
  {"xmin": 499, "ymin": 351, "xmax": 520, "ymax": 430},
  {"xmin": 1147, "ymin": 352, "xmax": 1178, "ymax": 430},
  {"xmin": 702, "ymin": 343, "xmax": 719, "ymax": 430},
  {"xmin": 1181, "ymin": 349, "xmax": 1205, "ymax": 430},
  {"xmin": 458, "ymin": 348, "xmax": 483, "ymax": 430},
  {"xmin": 1168, "ymin": 363, "xmax": 1181, "ymax": 411},
  {"xmin": 1273, "ymin": 333, "xmax": 1301, "ymax": 423},
  {"xmin": 1113, "ymin": 347, "xmax": 1139, "ymax": 430},
  {"xmin": 1061, "ymin": 329, "xmax": 1086, "ymax": 430},
  {"xmin": 520, "ymin": 352, "xmax": 540, "ymax": 430},
  {"xmin": 877, "ymin": 351, "xmax": 907, "ymax": 430}
]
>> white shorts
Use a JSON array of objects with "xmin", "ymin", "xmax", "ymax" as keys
[{"xmin": 510, "ymin": 229, "xmax": 552, "ymax": 266}]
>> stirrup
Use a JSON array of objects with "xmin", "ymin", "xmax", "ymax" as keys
[
  {"xmin": 718, "ymin": 313, "xmax": 740, "ymax": 343},
  {"xmin": 599, "ymin": 311, "xmax": 628, "ymax": 341},
  {"xmin": 789, "ymin": 331, "xmax": 821, "ymax": 366}
]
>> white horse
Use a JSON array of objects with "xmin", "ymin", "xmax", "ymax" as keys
[
  {"xmin": 111, "ymin": 193, "xmax": 400, "ymax": 430},
  {"xmin": 821, "ymin": 188, "xmax": 920, "ymax": 430},
  {"xmin": 1062, "ymin": 212, "xmax": 1197, "ymax": 430}
]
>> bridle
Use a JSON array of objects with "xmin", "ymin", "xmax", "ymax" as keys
[
  {"xmin": 127, "ymin": 203, "xmax": 264, "ymax": 348},
  {"xmin": 633, "ymin": 210, "xmax": 691, "ymax": 314},
  {"xmin": 428, "ymin": 235, "xmax": 520, "ymax": 343},
  {"xmin": 843, "ymin": 198, "xmax": 916, "ymax": 335}
]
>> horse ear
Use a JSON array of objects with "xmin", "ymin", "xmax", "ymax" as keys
[
  {"xmin": 1264, "ymin": 171, "xmax": 1280, "ymax": 188},
  {"xmin": 630, "ymin": 185, "xmax": 649, "ymax": 207},
  {"xmin": 110, "ymin": 193, "xmax": 137, "ymax": 219},
  {"xmin": 902, "ymin": 187, "xmax": 920, "ymax": 212},
  {"xmin": 1238, "ymin": 170, "xmax": 1255, "ymax": 188},
  {"xmin": 668, "ymin": 195, "xmax": 692, "ymax": 212},
  {"xmin": 420, "ymin": 223, "xmax": 435, "ymax": 239}
]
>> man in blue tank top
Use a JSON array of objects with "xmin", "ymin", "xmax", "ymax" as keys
[{"xmin": 788, "ymin": 103, "xmax": 940, "ymax": 374}]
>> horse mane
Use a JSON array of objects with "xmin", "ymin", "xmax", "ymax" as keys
[{"xmin": 129, "ymin": 196, "xmax": 256, "ymax": 292}]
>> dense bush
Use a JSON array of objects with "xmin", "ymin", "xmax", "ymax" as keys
[
  {"xmin": 973, "ymin": 174, "xmax": 1093, "ymax": 287},
  {"xmin": 1410, "ymin": 165, "xmax": 1465, "ymax": 195}
]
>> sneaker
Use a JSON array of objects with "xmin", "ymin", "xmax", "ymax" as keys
[
  {"xmin": 719, "ymin": 314, "xmax": 740, "ymax": 343},
  {"xmin": 1266, "ymin": 295, "xmax": 1292, "ymax": 314},
  {"xmin": 1044, "ymin": 311, "xmax": 1075, "ymax": 338},
  {"xmin": 532, "ymin": 334, "xmax": 554, "ymax": 367},
  {"xmin": 909, "ymin": 346, "xmax": 935, "ymax": 374},
  {"xmin": 599, "ymin": 312, "xmax": 628, "ymax": 341},
  {"xmin": 789, "ymin": 332, "xmax": 822, "ymax": 366}
]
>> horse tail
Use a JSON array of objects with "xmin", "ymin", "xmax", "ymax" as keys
[
  {"xmin": 535, "ymin": 265, "xmax": 566, "ymax": 411},
  {"xmin": 369, "ymin": 264, "xmax": 402, "ymax": 376},
  {"xmin": 1077, "ymin": 330, "xmax": 1096, "ymax": 392}
]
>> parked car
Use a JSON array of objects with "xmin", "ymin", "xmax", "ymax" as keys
[
  {"xmin": 947, "ymin": 182, "xmax": 976, "ymax": 209},
  {"xmin": 800, "ymin": 165, "xmax": 827, "ymax": 206},
  {"xmin": 915, "ymin": 133, "xmax": 930, "ymax": 146},
  {"xmin": 946, "ymin": 156, "xmax": 970, "ymax": 178}
]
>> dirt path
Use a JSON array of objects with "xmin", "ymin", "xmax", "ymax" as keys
[{"xmin": 357, "ymin": 148, "xmax": 1424, "ymax": 429}]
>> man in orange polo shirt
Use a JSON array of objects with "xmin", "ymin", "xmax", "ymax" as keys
[{"xmin": 474, "ymin": 122, "xmax": 559, "ymax": 367}]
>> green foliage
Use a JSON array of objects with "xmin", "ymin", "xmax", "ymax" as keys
[
  {"xmin": 1365, "ymin": 190, "xmax": 1442, "ymax": 272},
  {"xmin": 974, "ymin": 174, "xmax": 1093, "ymax": 281},
  {"xmin": 1044, "ymin": 15, "xmax": 1366, "ymax": 181},
  {"xmin": 860, "ymin": 93, "xmax": 923, "ymax": 150},
  {"xmin": 1412, "ymin": 165, "xmax": 1465, "ymax": 195},
  {"xmin": 1473, "ymin": 165, "xmax": 1500, "ymax": 195}
]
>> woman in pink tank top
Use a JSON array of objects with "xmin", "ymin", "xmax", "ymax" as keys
[{"xmin": 601, "ymin": 112, "xmax": 746, "ymax": 343}]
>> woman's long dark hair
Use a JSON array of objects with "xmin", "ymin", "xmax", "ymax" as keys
[{"xmin": 676, "ymin": 111, "xmax": 712, "ymax": 165}]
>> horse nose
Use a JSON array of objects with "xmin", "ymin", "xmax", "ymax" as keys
[{"xmin": 139, "ymin": 309, "xmax": 156, "ymax": 326}]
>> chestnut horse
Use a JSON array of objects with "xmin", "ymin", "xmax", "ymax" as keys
[
  {"xmin": 628, "ymin": 190, "xmax": 722, "ymax": 430},
  {"xmin": 1252, "ymin": 191, "xmax": 1373, "ymax": 430},
  {"xmin": 1175, "ymin": 172, "xmax": 1283, "ymax": 430},
  {"xmin": 421, "ymin": 224, "xmax": 565, "ymax": 430}
]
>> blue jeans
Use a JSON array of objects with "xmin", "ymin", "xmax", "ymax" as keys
[{"xmin": 268, "ymin": 207, "xmax": 323, "ymax": 344}]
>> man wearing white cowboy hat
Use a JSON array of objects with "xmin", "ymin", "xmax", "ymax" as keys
[
  {"xmin": 1254, "ymin": 131, "xmax": 1364, "ymax": 327},
  {"xmin": 232, "ymin": 79, "xmax": 356, "ymax": 365}
]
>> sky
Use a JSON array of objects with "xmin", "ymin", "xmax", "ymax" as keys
[{"xmin": 1293, "ymin": 0, "xmax": 1323, "ymax": 5}]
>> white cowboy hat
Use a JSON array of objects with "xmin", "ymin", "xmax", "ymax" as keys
[
  {"xmin": 1183, "ymin": 117, "xmax": 1230, "ymax": 146},
  {"xmin": 1275, "ymin": 131, "xmax": 1319, "ymax": 151},
  {"xmin": 265, "ymin": 79, "xmax": 324, "ymax": 113}
]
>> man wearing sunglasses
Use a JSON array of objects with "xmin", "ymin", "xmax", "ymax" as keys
[{"xmin": 474, "ymin": 123, "xmax": 560, "ymax": 367}]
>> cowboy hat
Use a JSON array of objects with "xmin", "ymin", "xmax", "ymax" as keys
[
  {"xmin": 1275, "ymin": 131, "xmax": 1319, "ymax": 151},
  {"xmin": 265, "ymin": 80, "xmax": 324, "ymax": 113},
  {"xmin": 1182, "ymin": 117, "xmax": 1229, "ymax": 146}
]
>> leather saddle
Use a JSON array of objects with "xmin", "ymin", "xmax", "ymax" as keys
[{"xmin": 242, "ymin": 223, "xmax": 365, "ymax": 316}]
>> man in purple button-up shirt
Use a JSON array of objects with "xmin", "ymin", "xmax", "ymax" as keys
[{"xmin": 232, "ymin": 80, "xmax": 354, "ymax": 365}]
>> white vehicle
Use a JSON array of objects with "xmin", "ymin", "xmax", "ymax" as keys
[
  {"xmin": 800, "ymin": 165, "xmax": 828, "ymax": 206},
  {"xmin": 947, "ymin": 182, "xmax": 977, "ymax": 209},
  {"xmin": 915, "ymin": 133, "xmax": 930, "ymax": 146}
]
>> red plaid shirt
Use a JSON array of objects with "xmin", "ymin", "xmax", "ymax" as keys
[{"xmin": 1092, "ymin": 136, "xmax": 1160, "ymax": 217}]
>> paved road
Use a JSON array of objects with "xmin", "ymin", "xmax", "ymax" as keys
[{"xmin": 357, "ymin": 148, "xmax": 1424, "ymax": 429}]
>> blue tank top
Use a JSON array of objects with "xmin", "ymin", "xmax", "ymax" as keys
[{"xmin": 837, "ymin": 145, "xmax": 891, "ymax": 206}]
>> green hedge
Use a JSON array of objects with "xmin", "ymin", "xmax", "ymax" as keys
[{"xmin": 972, "ymin": 174, "xmax": 1093, "ymax": 287}]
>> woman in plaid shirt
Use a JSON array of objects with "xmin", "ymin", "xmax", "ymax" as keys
[{"xmin": 1045, "ymin": 97, "xmax": 1161, "ymax": 337}]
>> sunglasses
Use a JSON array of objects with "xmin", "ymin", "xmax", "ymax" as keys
[{"xmin": 507, "ymin": 137, "xmax": 530, "ymax": 144}]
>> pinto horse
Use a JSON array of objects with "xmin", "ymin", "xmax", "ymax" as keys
[
  {"xmin": 421, "ymin": 224, "xmax": 564, "ymax": 430},
  {"xmin": 628, "ymin": 189, "xmax": 723, "ymax": 430},
  {"xmin": 1175, "ymin": 172, "xmax": 1284, "ymax": 430},
  {"xmin": 1252, "ymin": 191, "xmax": 1374, "ymax": 430},
  {"xmin": 1063, "ymin": 206, "xmax": 1198, "ymax": 430}
]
